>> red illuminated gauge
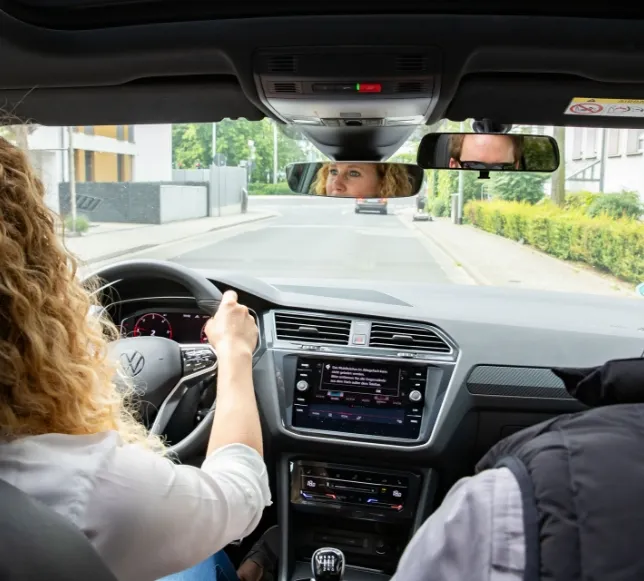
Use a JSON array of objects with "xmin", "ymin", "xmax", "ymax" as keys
[
  {"xmin": 133, "ymin": 313, "xmax": 173, "ymax": 339},
  {"xmin": 200, "ymin": 321, "xmax": 209, "ymax": 344}
]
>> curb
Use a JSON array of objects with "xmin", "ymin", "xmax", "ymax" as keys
[
  {"xmin": 404, "ymin": 217, "xmax": 492, "ymax": 286},
  {"xmin": 81, "ymin": 212, "xmax": 277, "ymax": 265}
]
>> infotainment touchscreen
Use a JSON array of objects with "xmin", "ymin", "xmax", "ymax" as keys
[{"xmin": 291, "ymin": 358, "xmax": 426, "ymax": 439}]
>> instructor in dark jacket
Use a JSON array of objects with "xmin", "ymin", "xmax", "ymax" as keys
[{"xmin": 390, "ymin": 358, "xmax": 644, "ymax": 581}]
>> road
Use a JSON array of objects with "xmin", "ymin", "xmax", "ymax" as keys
[{"xmin": 169, "ymin": 197, "xmax": 454, "ymax": 283}]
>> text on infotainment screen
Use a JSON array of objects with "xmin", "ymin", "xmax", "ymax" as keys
[{"xmin": 321, "ymin": 362, "xmax": 399, "ymax": 397}]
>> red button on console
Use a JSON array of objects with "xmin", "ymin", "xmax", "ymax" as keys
[{"xmin": 357, "ymin": 83, "xmax": 382, "ymax": 93}]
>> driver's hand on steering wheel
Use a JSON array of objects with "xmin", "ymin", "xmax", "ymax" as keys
[{"xmin": 205, "ymin": 290, "xmax": 258, "ymax": 356}]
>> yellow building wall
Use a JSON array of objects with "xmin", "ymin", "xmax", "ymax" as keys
[
  {"xmin": 124, "ymin": 154, "xmax": 133, "ymax": 181},
  {"xmin": 94, "ymin": 152, "xmax": 118, "ymax": 182},
  {"xmin": 93, "ymin": 126, "xmax": 118, "ymax": 139},
  {"xmin": 75, "ymin": 150, "xmax": 86, "ymax": 182},
  {"xmin": 73, "ymin": 127, "xmax": 133, "ymax": 182}
]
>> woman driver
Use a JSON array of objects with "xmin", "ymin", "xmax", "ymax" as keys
[
  {"xmin": 0, "ymin": 136, "xmax": 276, "ymax": 581},
  {"xmin": 313, "ymin": 162, "xmax": 414, "ymax": 198}
]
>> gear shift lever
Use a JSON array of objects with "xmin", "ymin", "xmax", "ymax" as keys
[{"xmin": 311, "ymin": 547, "xmax": 345, "ymax": 581}]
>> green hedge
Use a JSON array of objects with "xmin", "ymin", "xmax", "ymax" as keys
[
  {"xmin": 465, "ymin": 200, "xmax": 644, "ymax": 284},
  {"xmin": 248, "ymin": 182, "xmax": 293, "ymax": 196}
]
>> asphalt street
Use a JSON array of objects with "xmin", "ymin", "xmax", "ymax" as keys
[{"xmin": 165, "ymin": 197, "xmax": 451, "ymax": 283}]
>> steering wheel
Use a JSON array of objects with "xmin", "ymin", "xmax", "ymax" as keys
[{"xmin": 86, "ymin": 259, "xmax": 223, "ymax": 461}]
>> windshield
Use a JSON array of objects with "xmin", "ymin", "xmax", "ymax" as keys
[{"xmin": 13, "ymin": 120, "xmax": 642, "ymax": 299}]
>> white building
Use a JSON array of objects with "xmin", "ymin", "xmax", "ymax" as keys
[
  {"xmin": 564, "ymin": 127, "xmax": 644, "ymax": 197},
  {"xmin": 27, "ymin": 124, "xmax": 173, "ymax": 213}
]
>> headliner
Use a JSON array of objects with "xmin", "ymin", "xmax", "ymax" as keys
[{"xmin": 2, "ymin": 11, "xmax": 644, "ymax": 157}]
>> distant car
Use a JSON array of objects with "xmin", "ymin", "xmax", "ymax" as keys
[
  {"xmin": 413, "ymin": 211, "xmax": 432, "ymax": 222},
  {"xmin": 355, "ymin": 197, "xmax": 387, "ymax": 215}
]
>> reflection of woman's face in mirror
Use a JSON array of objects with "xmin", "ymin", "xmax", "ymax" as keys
[{"xmin": 325, "ymin": 163, "xmax": 383, "ymax": 197}]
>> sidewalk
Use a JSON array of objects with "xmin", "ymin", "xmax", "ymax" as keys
[
  {"xmin": 399, "ymin": 211, "xmax": 634, "ymax": 298},
  {"xmin": 64, "ymin": 211, "xmax": 277, "ymax": 264}
]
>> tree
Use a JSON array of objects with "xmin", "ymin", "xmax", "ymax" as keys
[
  {"xmin": 172, "ymin": 124, "xmax": 211, "ymax": 169},
  {"xmin": 490, "ymin": 172, "xmax": 546, "ymax": 204},
  {"xmin": 551, "ymin": 126, "xmax": 566, "ymax": 206},
  {"xmin": 172, "ymin": 120, "xmax": 307, "ymax": 182}
]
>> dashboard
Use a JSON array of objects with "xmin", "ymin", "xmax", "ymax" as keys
[
  {"xmin": 106, "ymin": 274, "xmax": 644, "ymax": 456},
  {"xmin": 104, "ymin": 272, "xmax": 644, "ymax": 578}
]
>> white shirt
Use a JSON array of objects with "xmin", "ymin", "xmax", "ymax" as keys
[{"xmin": 0, "ymin": 431, "xmax": 272, "ymax": 581}]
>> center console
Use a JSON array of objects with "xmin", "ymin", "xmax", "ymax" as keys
[
  {"xmin": 274, "ymin": 338, "xmax": 452, "ymax": 579},
  {"xmin": 285, "ymin": 459, "xmax": 425, "ymax": 577}
]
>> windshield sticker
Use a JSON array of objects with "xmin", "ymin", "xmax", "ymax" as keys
[{"xmin": 565, "ymin": 98, "xmax": 644, "ymax": 117}]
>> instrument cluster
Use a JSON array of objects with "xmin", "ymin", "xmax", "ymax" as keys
[{"xmin": 120, "ymin": 309, "xmax": 211, "ymax": 344}]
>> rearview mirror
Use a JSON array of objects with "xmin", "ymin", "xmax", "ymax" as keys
[
  {"xmin": 285, "ymin": 162, "xmax": 424, "ymax": 198},
  {"xmin": 417, "ymin": 133, "xmax": 560, "ymax": 172}
]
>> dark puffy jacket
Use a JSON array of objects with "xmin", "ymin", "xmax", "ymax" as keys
[{"xmin": 391, "ymin": 358, "xmax": 644, "ymax": 581}]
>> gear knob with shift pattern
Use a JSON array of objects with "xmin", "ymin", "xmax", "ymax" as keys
[{"xmin": 311, "ymin": 547, "xmax": 345, "ymax": 581}]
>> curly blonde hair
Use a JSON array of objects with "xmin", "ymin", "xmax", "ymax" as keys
[
  {"xmin": 313, "ymin": 163, "xmax": 414, "ymax": 198},
  {"xmin": 0, "ymin": 136, "xmax": 164, "ymax": 452}
]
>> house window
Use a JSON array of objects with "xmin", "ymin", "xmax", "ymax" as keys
[
  {"xmin": 585, "ymin": 129, "xmax": 598, "ymax": 159},
  {"xmin": 117, "ymin": 154, "xmax": 125, "ymax": 181},
  {"xmin": 127, "ymin": 125, "xmax": 135, "ymax": 143},
  {"xmin": 572, "ymin": 128, "xmax": 583, "ymax": 160},
  {"xmin": 83, "ymin": 126, "xmax": 94, "ymax": 135},
  {"xmin": 84, "ymin": 150, "xmax": 94, "ymax": 181},
  {"xmin": 626, "ymin": 129, "xmax": 642, "ymax": 155},
  {"xmin": 116, "ymin": 125, "xmax": 125, "ymax": 141},
  {"xmin": 607, "ymin": 129, "xmax": 621, "ymax": 157}
]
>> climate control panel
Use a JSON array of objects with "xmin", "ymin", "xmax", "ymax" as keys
[{"xmin": 290, "ymin": 460, "xmax": 421, "ymax": 521}]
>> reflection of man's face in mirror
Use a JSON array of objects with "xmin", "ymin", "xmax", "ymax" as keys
[
  {"xmin": 325, "ymin": 163, "xmax": 383, "ymax": 197},
  {"xmin": 448, "ymin": 134, "xmax": 521, "ymax": 169}
]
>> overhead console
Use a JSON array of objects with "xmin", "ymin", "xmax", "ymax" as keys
[{"xmin": 253, "ymin": 46, "xmax": 441, "ymax": 128}]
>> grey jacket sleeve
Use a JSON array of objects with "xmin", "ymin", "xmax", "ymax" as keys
[{"xmin": 390, "ymin": 467, "xmax": 525, "ymax": 581}]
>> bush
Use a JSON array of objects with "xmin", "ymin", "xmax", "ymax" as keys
[
  {"xmin": 565, "ymin": 190, "xmax": 643, "ymax": 220},
  {"xmin": 465, "ymin": 200, "xmax": 644, "ymax": 283},
  {"xmin": 64, "ymin": 214, "xmax": 90, "ymax": 234},
  {"xmin": 587, "ymin": 190, "xmax": 643, "ymax": 220},
  {"xmin": 248, "ymin": 182, "xmax": 293, "ymax": 195},
  {"xmin": 565, "ymin": 190, "xmax": 599, "ymax": 212}
]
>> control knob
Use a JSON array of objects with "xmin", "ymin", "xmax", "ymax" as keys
[
  {"xmin": 409, "ymin": 390, "xmax": 423, "ymax": 403},
  {"xmin": 296, "ymin": 380, "xmax": 310, "ymax": 392}
]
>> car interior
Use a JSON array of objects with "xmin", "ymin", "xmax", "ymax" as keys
[{"xmin": 2, "ymin": 4, "xmax": 644, "ymax": 581}]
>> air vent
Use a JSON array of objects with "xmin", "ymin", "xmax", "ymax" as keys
[
  {"xmin": 267, "ymin": 55, "xmax": 297, "ymax": 73},
  {"xmin": 271, "ymin": 82, "xmax": 302, "ymax": 94},
  {"xmin": 274, "ymin": 312, "xmax": 351, "ymax": 345},
  {"xmin": 396, "ymin": 55, "xmax": 427, "ymax": 72},
  {"xmin": 369, "ymin": 322, "xmax": 451, "ymax": 353},
  {"xmin": 394, "ymin": 81, "xmax": 428, "ymax": 94}
]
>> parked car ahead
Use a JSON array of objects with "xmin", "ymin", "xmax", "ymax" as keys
[{"xmin": 355, "ymin": 197, "xmax": 387, "ymax": 215}]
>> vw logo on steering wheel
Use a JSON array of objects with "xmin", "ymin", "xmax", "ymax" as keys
[{"xmin": 120, "ymin": 350, "xmax": 145, "ymax": 377}]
